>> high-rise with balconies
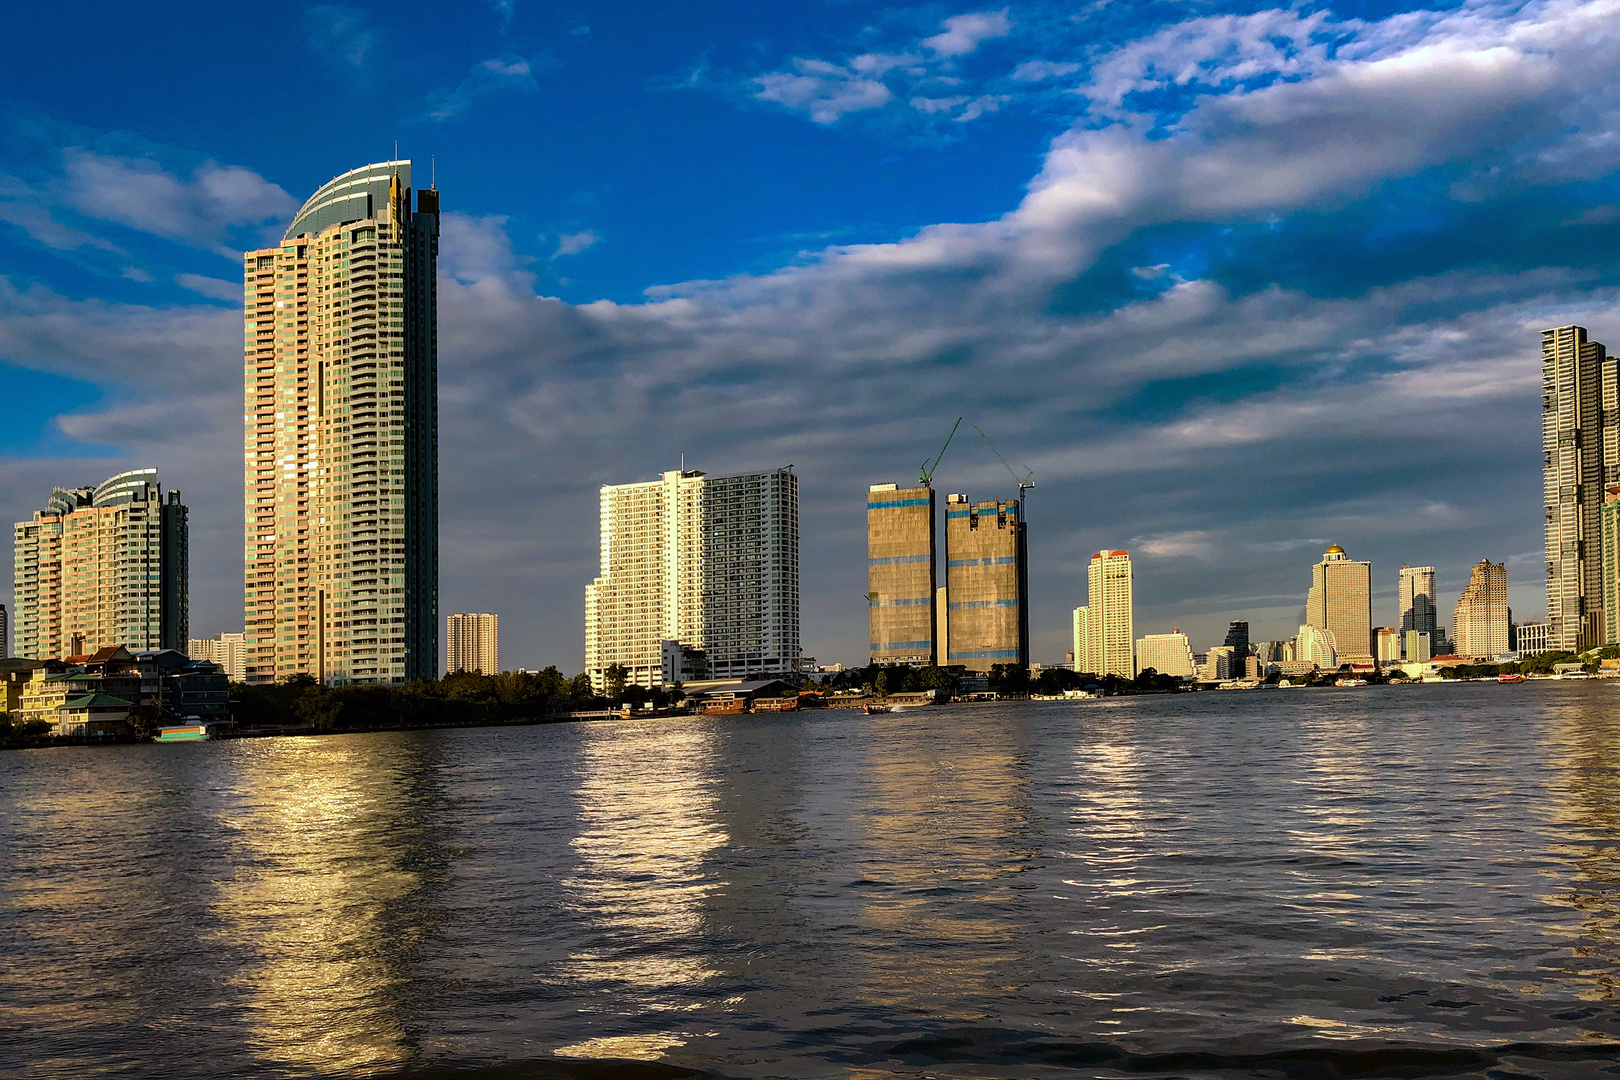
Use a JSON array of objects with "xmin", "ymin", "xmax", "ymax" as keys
[
  {"xmin": 447, "ymin": 612, "xmax": 499, "ymax": 675},
  {"xmin": 243, "ymin": 161, "xmax": 439, "ymax": 685},
  {"xmin": 1453, "ymin": 559, "xmax": 1508, "ymax": 660},
  {"xmin": 12, "ymin": 470, "xmax": 188, "ymax": 660},
  {"xmin": 1543, "ymin": 325, "xmax": 1616, "ymax": 652},
  {"xmin": 1307, "ymin": 544, "xmax": 1372, "ymax": 664}
]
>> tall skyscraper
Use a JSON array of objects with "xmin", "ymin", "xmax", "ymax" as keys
[
  {"xmin": 1, "ymin": 603, "xmax": 8, "ymax": 659},
  {"xmin": 1307, "ymin": 544, "xmax": 1371, "ymax": 664},
  {"xmin": 1087, "ymin": 549, "xmax": 1134, "ymax": 677},
  {"xmin": 1223, "ymin": 620, "xmax": 1249, "ymax": 667},
  {"xmin": 1543, "ymin": 325, "xmax": 1616, "ymax": 651},
  {"xmin": 867, "ymin": 483, "xmax": 936, "ymax": 665},
  {"xmin": 1071, "ymin": 605, "xmax": 1090, "ymax": 673},
  {"xmin": 1398, "ymin": 565, "xmax": 1438, "ymax": 657},
  {"xmin": 585, "ymin": 466, "xmax": 798, "ymax": 690},
  {"xmin": 12, "ymin": 470, "xmax": 188, "ymax": 660},
  {"xmin": 244, "ymin": 160, "xmax": 440, "ymax": 685},
  {"xmin": 1136, "ymin": 630, "xmax": 1194, "ymax": 677},
  {"xmin": 943, "ymin": 494, "xmax": 1027, "ymax": 671},
  {"xmin": 447, "ymin": 612, "xmax": 499, "ymax": 675},
  {"xmin": 1453, "ymin": 560, "xmax": 1508, "ymax": 659},
  {"xmin": 1605, "ymin": 486, "xmax": 1620, "ymax": 645}
]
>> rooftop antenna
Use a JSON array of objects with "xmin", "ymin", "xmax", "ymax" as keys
[
  {"xmin": 431, "ymin": 155, "xmax": 436, "ymax": 188},
  {"xmin": 394, "ymin": 139, "xmax": 399, "ymax": 162},
  {"xmin": 975, "ymin": 425, "xmax": 1034, "ymax": 507},
  {"xmin": 920, "ymin": 417, "xmax": 962, "ymax": 486}
]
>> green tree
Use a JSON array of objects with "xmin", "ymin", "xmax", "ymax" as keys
[{"xmin": 604, "ymin": 663, "xmax": 630, "ymax": 701}]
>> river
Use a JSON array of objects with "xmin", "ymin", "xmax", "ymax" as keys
[{"xmin": 2, "ymin": 684, "xmax": 1617, "ymax": 1078}]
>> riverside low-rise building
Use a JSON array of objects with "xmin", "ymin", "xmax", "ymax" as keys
[{"xmin": 14, "ymin": 645, "xmax": 228, "ymax": 734}]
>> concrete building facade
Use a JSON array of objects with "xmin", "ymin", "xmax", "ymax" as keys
[
  {"xmin": 1087, "ymin": 549, "xmax": 1134, "ymax": 678},
  {"xmin": 1604, "ymin": 486, "xmax": 1620, "ymax": 646},
  {"xmin": 584, "ymin": 466, "xmax": 799, "ymax": 690},
  {"xmin": 1071, "ymin": 605, "xmax": 1090, "ymax": 673},
  {"xmin": 447, "ymin": 612, "xmax": 499, "ymax": 675},
  {"xmin": 866, "ymin": 484, "xmax": 936, "ymax": 665},
  {"xmin": 1516, "ymin": 621, "xmax": 1550, "ymax": 656},
  {"xmin": 1453, "ymin": 560, "xmax": 1508, "ymax": 660},
  {"xmin": 1375, "ymin": 626, "xmax": 1401, "ymax": 663},
  {"xmin": 1296, "ymin": 623, "xmax": 1338, "ymax": 669},
  {"xmin": 1398, "ymin": 565, "xmax": 1438, "ymax": 658},
  {"xmin": 244, "ymin": 160, "xmax": 440, "ymax": 686},
  {"xmin": 944, "ymin": 495, "xmax": 1027, "ymax": 671},
  {"xmin": 13, "ymin": 470, "xmax": 187, "ymax": 661},
  {"xmin": 1307, "ymin": 544, "xmax": 1372, "ymax": 664},
  {"xmin": 1136, "ymin": 630, "xmax": 1194, "ymax": 677},
  {"xmin": 188, "ymin": 632, "xmax": 247, "ymax": 681},
  {"xmin": 1543, "ymin": 325, "xmax": 1617, "ymax": 652}
]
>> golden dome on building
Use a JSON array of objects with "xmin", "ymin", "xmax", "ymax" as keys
[{"xmin": 1325, "ymin": 544, "xmax": 1345, "ymax": 554}]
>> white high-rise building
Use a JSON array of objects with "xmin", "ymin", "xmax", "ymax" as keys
[
  {"xmin": 447, "ymin": 612, "xmax": 499, "ymax": 675},
  {"xmin": 1136, "ymin": 630, "xmax": 1194, "ymax": 677},
  {"xmin": 1296, "ymin": 624, "xmax": 1338, "ymax": 669},
  {"xmin": 1087, "ymin": 550, "xmax": 1134, "ymax": 677},
  {"xmin": 188, "ymin": 632, "xmax": 247, "ymax": 680},
  {"xmin": 1071, "ymin": 605, "xmax": 1090, "ymax": 673},
  {"xmin": 1453, "ymin": 560, "xmax": 1508, "ymax": 659},
  {"xmin": 585, "ymin": 467, "xmax": 799, "ymax": 690}
]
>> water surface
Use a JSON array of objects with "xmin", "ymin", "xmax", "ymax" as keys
[{"xmin": 2, "ymin": 685, "xmax": 1618, "ymax": 1078}]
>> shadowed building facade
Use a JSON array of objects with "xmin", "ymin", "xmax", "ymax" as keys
[
  {"xmin": 944, "ymin": 495, "xmax": 1027, "ymax": 671},
  {"xmin": 243, "ymin": 160, "xmax": 440, "ymax": 685},
  {"xmin": 12, "ymin": 470, "xmax": 188, "ymax": 660},
  {"xmin": 867, "ymin": 483, "xmax": 936, "ymax": 665}
]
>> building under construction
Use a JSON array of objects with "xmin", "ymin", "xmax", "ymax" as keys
[
  {"xmin": 867, "ymin": 483, "xmax": 937, "ymax": 664},
  {"xmin": 944, "ymin": 494, "xmax": 1028, "ymax": 671}
]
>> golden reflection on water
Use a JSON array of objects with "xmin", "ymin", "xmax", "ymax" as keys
[
  {"xmin": 560, "ymin": 719, "xmax": 727, "ymax": 1017},
  {"xmin": 852, "ymin": 711, "xmax": 1034, "ymax": 1010},
  {"xmin": 209, "ymin": 736, "xmax": 428, "ymax": 1075},
  {"xmin": 1539, "ymin": 701, "xmax": 1620, "ymax": 1003}
]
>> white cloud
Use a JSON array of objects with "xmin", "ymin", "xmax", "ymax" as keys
[
  {"xmin": 922, "ymin": 10, "xmax": 1012, "ymax": 57},
  {"xmin": 1132, "ymin": 531, "xmax": 1216, "ymax": 558},
  {"xmin": 175, "ymin": 272, "xmax": 240, "ymax": 301},
  {"xmin": 753, "ymin": 59, "xmax": 895, "ymax": 124},
  {"xmin": 423, "ymin": 56, "xmax": 544, "ymax": 121},
  {"xmin": 1010, "ymin": 60, "xmax": 1080, "ymax": 82},
  {"xmin": 552, "ymin": 230, "xmax": 599, "ymax": 258},
  {"xmin": 304, "ymin": 4, "xmax": 380, "ymax": 77}
]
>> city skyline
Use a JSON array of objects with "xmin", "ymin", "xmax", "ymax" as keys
[{"xmin": 2, "ymin": 1, "xmax": 1614, "ymax": 668}]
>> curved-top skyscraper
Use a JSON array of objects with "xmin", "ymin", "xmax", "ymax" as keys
[{"xmin": 242, "ymin": 161, "xmax": 439, "ymax": 685}]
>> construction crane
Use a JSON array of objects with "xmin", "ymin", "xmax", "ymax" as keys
[
  {"xmin": 975, "ymin": 426, "xmax": 1034, "ymax": 506},
  {"xmin": 919, "ymin": 417, "xmax": 963, "ymax": 486}
]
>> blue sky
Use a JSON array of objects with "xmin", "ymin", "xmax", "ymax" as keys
[{"xmin": 3, "ymin": 0, "xmax": 1619, "ymax": 668}]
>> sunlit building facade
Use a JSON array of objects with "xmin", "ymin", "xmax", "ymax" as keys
[
  {"xmin": 1543, "ymin": 325, "xmax": 1616, "ymax": 652},
  {"xmin": 447, "ymin": 612, "xmax": 499, "ymax": 675},
  {"xmin": 1071, "ymin": 605, "xmax": 1090, "ymax": 673},
  {"xmin": 943, "ymin": 495, "xmax": 1027, "ymax": 671},
  {"xmin": 243, "ymin": 160, "xmax": 440, "ymax": 686},
  {"xmin": 1307, "ymin": 544, "xmax": 1372, "ymax": 664},
  {"xmin": 188, "ymin": 632, "xmax": 247, "ymax": 681},
  {"xmin": 585, "ymin": 466, "xmax": 799, "ymax": 690},
  {"xmin": 12, "ymin": 470, "xmax": 188, "ymax": 660},
  {"xmin": 1136, "ymin": 630, "xmax": 1194, "ymax": 677},
  {"xmin": 867, "ymin": 483, "xmax": 936, "ymax": 665},
  {"xmin": 1453, "ymin": 559, "xmax": 1508, "ymax": 660},
  {"xmin": 1087, "ymin": 549, "xmax": 1134, "ymax": 677}
]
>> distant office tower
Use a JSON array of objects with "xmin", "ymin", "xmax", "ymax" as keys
[
  {"xmin": 1223, "ymin": 621, "xmax": 1249, "ymax": 667},
  {"xmin": 1375, "ymin": 626, "xmax": 1401, "ymax": 663},
  {"xmin": 447, "ymin": 612, "xmax": 499, "ymax": 675},
  {"xmin": 1543, "ymin": 325, "xmax": 1617, "ymax": 652},
  {"xmin": 585, "ymin": 467, "xmax": 798, "ymax": 690},
  {"xmin": 1295, "ymin": 624, "xmax": 1338, "ymax": 668},
  {"xmin": 1203, "ymin": 645, "xmax": 1236, "ymax": 680},
  {"xmin": 244, "ymin": 160, "xmax": 440, "ymax": 686},
  {"xmin": 867, "ymin": 483, "xmax": 936, "ymax": 664},
  {"xmin": 1307, "ymin": 545, "xmax": 1372, "ymax": 664},
  {"xmin": 13, "ymin": 470, "xmax": 188, "ymax": 660},
  {"xmin": 1398, "ymin": 565, "xmax": 1438, "ymax": 658},
  {"xmin": 1087, "ymin": 549, "xmax": 1134, "ymax": 677},
  {"xmin": 1136, "ymin": 630, "xmax": 1194, "ymax": 677},
  {"xmin": 943, "ymin": 494, "xmax": 1027, "ymax": 671},
  {"xmin": 188, "ymin": 632, "xmax": 247, "ymax": 681},
  {"xmin": 1516, "ymin": 621, "xmax": 1549, "ymax": 656},
  {"xmin": 1072, "ymin": 605, "xmax": 1090, "ymax": 673},
  {"xmin": 1453, "ymin": 560, "xmax": 1508, "ymax": 659}
]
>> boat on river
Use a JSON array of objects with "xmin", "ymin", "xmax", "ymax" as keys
[
  {"xmin": 1497, "ymin": 673, "xmax": 1526, "ymax": 683},
  {"xmin": 155, "ymin": 724, "xmax": 212, "ymax": 743},
  {"xmin": 862, "ymin": 703, "xmax": 891, "ymax": 715}
]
